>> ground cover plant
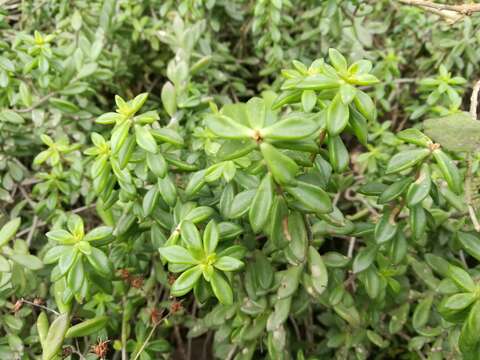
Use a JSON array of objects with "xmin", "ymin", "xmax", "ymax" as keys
[{"xmin": 3, "ymin": 0, "xmax": 480, "ymax": 359}]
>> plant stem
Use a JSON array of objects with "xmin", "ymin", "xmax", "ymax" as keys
[
  {"xmin": 21, "ymin": 298, "xmax": 60, "ymax": 315},
  {"xmin": 132, "ymin": 314, "xmax": 169, "ymax": 360},
  {"xmin": 465, "ymin": 154, "xmax": 480, "ymax": 232},
  {"xmin": 15, "ymin": 92, "xmax": 56, "ymax": 113},
  {"xmin": 398, "ymin": 0, "xmax": 480, "ymax": 23},
  {"xmin": 121, "ymin": 297, "xmax": 128, "ymax": 360}
]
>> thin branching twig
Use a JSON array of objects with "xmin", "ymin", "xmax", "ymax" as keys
[
  {"xmin": 465, "ymin": 79, "xmax": 480, "ymax": 232},
  {"xmin": 398, "ymin": 0, "xmax": 480, "ymax": 23}
]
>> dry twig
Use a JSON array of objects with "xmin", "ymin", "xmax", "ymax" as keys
[
  {"xmin": 465, "ymin": 80, "xmax": 480, "ymax": 232},
  {"xmin": 398, "ymin": 0, "xmax": 480, "ymax": 23}
]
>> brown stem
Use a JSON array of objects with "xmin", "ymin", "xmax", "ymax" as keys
[
  {"xmin": 397, "ymin": 0, "xmax": 480, "ymax": 23},
  {"xmin": 14, "ymin": 92, "xmax": 56, "ymax": 113}
]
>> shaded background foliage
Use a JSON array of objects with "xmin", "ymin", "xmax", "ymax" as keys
[{"xmin": 1, "ymin": 0, "xmax": 480, "ymax": 359}]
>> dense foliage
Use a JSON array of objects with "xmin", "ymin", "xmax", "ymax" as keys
[{"xmin": 2, "ymin": 0, "xmax": 480, "ymax": 359}]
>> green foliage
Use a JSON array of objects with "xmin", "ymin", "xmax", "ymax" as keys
[{"xmin": 3, "ymin": 1, "xmax": 480, "ymax": 359}]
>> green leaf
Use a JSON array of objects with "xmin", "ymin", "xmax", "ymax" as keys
[
  {"xmin": 354, "ymin": 90, "xmax": 376, "ymax": 122},
  {"xmin": 397, "ymin": 128, "xmax": 431, "ymax": 147},
  {"xmin": 267, "ymin": 297, "xmax": 291, "ymax": 331},
  {"xmin": 277, "ymin": 265, "xmax": 302, "ymax": 299},
  {"xmin": 323, "ymin": 252, "xmax": 350, "ymax": 268},
  {"xmin": 10, "ymin": 253, "xmax": 43, "ymax": 270},
  {"xmin": 67, "ymin": 215, "xmax": 84, "ymax": 239},
  {"xmin": 458, "ymin": 232, "xmax": 480, "ymax": 262},
  {"xmin": 185, "ymin": 171, "xmax": 206, "ymax": 197},
  {"xmin": 378, "ymin": 178, "xmax": 412, "ymax": 204},
  {"xmin": 375, "ymin": 212, "xmax": 397, "ymax": 244},
  {"xmin": 286, "ymin": 181, "xmax": 332, "ymax": 214},
  {"xmin": 171, "ymin": 265, "xmax": 202, "ymax": 296},
  {"xmin": 214, "ymin": 256, "xmax": 244, "ymax": 271},
  {"xmin": 246, "ymin": 97, "xmax": 266, "ymax": 129},
  {"xmin": 249, "ymin": 174, "xmax": 274, "ymax": 233},
  {"xmin": 260, "ymin": 142, "xmax": 298, "ymax": 185},
  {"xmin": 130, "ymin": 92, "xmax": 149, "ymax": 113},
  {"xmin": 447, "ymin": 265, "xmax": 475, "ymax": 293},
  {"xmin": 37, "ymin": 312, "xmax": 49, "ymax": 348},
  {"xmin": 203, "ymin": 220, "xmax": 219, "ymax": 255},
  {"xmin": 432, "ymin": 149, "xmax": 462, "ymax": 194},
  {"xmin": 326, "ymin": 94, "xmax": 349, "ymax": 135},
  {"xmin": 204, "ymin": 162, "xmax": 225, "ymax": 183},
  {"xmin": 159, "ymin": 246, "xmax": 198, "ymax": 265},
  {"xmin": 42, "ymin": 313, "xmax": 69, "ymax": 360},
  {"xmin": 353, "ymin": 245, "xmax": 377, "ymax": 273},
  {"xmin": 386, "ymin": 149, "xmax": 430, "ymax": 174},
  {"xmin": 183, "ymin": 206, "xmax": 214, "ymax": 223},
  {"xmin": 161, "ymin": 81, "xmax": 177, "ymax": 116},
  {"xmin": 0, "ymin": 217, "xmax": 21, "ymax": 247},
  {"xmin": 328, "ymin": 48, "xmax": 347, "ymax": 72},
  {"xmin": 412, "ymin": 295, "xmax": 433, "ymax": 331},
  {"xmin": 180, "ymin": 221, "xmax": 203, "ymax": 252},
  {"xmin": 333, "ymin": 303, "xmax": 361, "ymax": 327},
  {"xmin": 49, "ymin": 98, "xmax": 79, "ymax": 113},
  {"xmin": 229, "ymin": 190, "xmax": 256, "ymax": 219},
  {"xmin": 67, "ymin": 258, "xmax": 84, "ymax": 292},
  {"xmin": 261, "ymin": 116, "xmax": 319, "ymax": 140},
  {"xmin": 46, "ymin": 229, "xmax": 75, "ymax": 244},
  {"xmin": 210, "ymin": 270, "xmax": 233, "ymax": 305},
  {"xmin": 0, "ymin": 56, "xmax": 15, "ymax": 72},
  {"xmin": 424, "ymin": 112, "xmax": 480, "ymax": 152},
  {"xmin": 307, "ymin": 246, "xmax": 328, "ymax": 295},
  {"xmin": 443, "ymin": 293, "xmax": 476, "ymax": 311},
  {"xmin": 76, "ymin": 241, "xmax": 92, "ymax": 256},
  {"xmin": 151, "ymin": 128, "xmax": 184, "ymax": 146},
  {"xmin": 339, "ymin": 83, "xmax": 356, "ymax": 104},
  {"xmin": 86, "ymin": 247, "xmax": 110, "ymax": 277},
  {"xmin": 294, "ymin": 74, "xmax": 339, "ymax": 91},
  {"xmin": 406, "ymin": 164, "xmax": 431, "ymax": 206},
  {"xmin": 349, "ymin": 107, "xmax": 368, "ymax": 146},
  {"xmin": 77, "ymin": 63, "xmax": 97, "ymax": 79},
  {"xmin": 65, "ymin": 316, "xmax": 108, "ymax": 338},
  {"xmin": 84, "ymin": 226, "xmax": 112, "ymax": 243},
  {"xmin": 206, "ymin": 114, "xmax": 253, "ymax": 139},
  {"xmin": 301, "ymin": 90, "xmax": 316, "ymax": 112},
  {"xmin": 254, "ymin": 251, "xmax": 274, "ymax": 289},
  {"xmin": 328, "ymin": 135, "xmax": 349, "ymax": 172},
  {"xmin": 58, "ymin": 249, "xmax": 78, "ymax": 276},
  {"xmin": 158, "ymin": 176, "xmax": 177, "ymax": 207},
  {"xmin": 33, "ymin": 150, "xmax": 51, "ymax": 166},
  {"xmin": 217, "ymin": 139, "xmax": 257, "ymax": 160},
  {"xmin": 410, "ymin": 205, "xmax": 426, "ymax": 240},
  {"xmin": 0, "ymin": 110, "xmax": 24, "ymax": 124},
  {"xmin": 135, "ymin": 110, "xmax": 159, "ymax": 124},
  {"xmin": 110, "ymin": 121, "xmax": 131, "ymax": 155},
  {"xmin": 459, "ymin": 301, "xmax": 480, "ymax": 352},
  {"xmin": 0, "ymin": 254, "xmax": 9, "ymax": 272},
  {"xmin": 146, "ymin": 152, "xmax": 167, "ymax": 178},
  {"xmin": 366, "ymin": 330, "xmax": 388, "ymax": 348},
  {"xmin": 286, "ymin": 211, "xmax": 308, "ymax": 263},
  {"xmin": 142, "ymin": 186, "xmax": 159, "ymax": 216},
  {"xmin": 96, "ymin": 112, "xmax": 122, "ymax": 124},
  {"xmin": 135, "ymin": 125, "xmax": 158, "ymax": 153}
]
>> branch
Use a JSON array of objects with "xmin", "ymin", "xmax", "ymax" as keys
[
  {"xmin": 14, "ymin": 92, "xmax": 56, "ymax": 113},
  {"xmin": 132, "ymin": 313, "xmax": 169, "ymax": 360},
  {"xmin": 470, "ymin": 79, "xmax": 480, "ymax": 119},
  {"xmin": 15, "ymin": 204, "xmax": 96, "ymax": 238},
  {"xmin": 398, "ymin": 0, "xmax": 480, "ymax": 23},
  {"xmin": 465, "ymin": 79, "xmax": 480, "ymax": 232},
  {"xmin": 21, "ymin": 298, "xmax": 60, "ymax": 315}
]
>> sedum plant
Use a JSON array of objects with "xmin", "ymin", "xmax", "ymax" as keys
[
  {"xmin": 4, "ymin": 1, "xmax": 480, "ymax": 359},
  {"xmin": 159, "ymin": 220, "xmax": 244, "ymax": 304}
]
